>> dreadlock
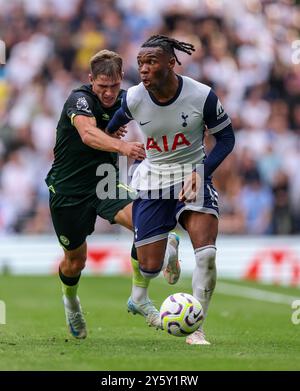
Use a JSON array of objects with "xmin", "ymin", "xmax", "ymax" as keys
[{"xmin": 141, "ymin": 35, "xmax": 195, "ymax": 65}]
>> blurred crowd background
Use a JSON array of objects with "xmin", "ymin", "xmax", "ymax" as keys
[{"xmin": 0, "ymin": 0, "xmax": 300, "ymax": 236}]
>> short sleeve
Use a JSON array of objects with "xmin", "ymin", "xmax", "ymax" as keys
[
  {"xmin": 65, "ymin": 92, "xmax": 95, "ymax": 125},
  {"xmin": 203, "ymin": 89, "xmax": 231, "ymax": 135}
]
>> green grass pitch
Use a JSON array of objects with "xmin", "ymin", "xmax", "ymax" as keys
[{"xmin": 0, "ymin": 275, "xmax": 300, "ymax": 371}]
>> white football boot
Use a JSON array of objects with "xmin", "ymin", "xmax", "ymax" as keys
[
  {"xmin": 63, "ymin": 295, "xmax": 87, "ymax": 339},
  {"xmin": 163, "ymin": 232, "xmax": 181, "ymax": 285},
  {"xmin": 127, "ymin": 296, "xmax": 162, "ymax": 329},
  {"xmin": 186, "ymin": 328, "xmax": 210, "ymax": 345}
]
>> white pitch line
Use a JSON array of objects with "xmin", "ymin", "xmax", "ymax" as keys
[{"xmin": 216, "ymin": 282, "xmax": 299, "ymax": 305}]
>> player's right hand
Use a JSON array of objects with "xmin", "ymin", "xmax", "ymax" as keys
[
  {"xmin": 178, "ymin": 171, "xmax": 201, "ymax": 202},
  {"xmin": 120, "ymin": 141, "xmax": 146, "ymax": 160}
]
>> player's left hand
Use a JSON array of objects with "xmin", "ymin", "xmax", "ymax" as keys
[{"xmin": 178, "ymin": 171, "xmax": 201, "ymax": 202}]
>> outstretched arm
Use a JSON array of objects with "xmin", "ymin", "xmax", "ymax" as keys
[{"xmin": 74, "ymin": 115, "xmax": 145, "ymax": 160}]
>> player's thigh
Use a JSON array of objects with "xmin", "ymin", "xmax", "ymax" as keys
[
  {"xmin": 181, "ymin": 211, "xmax": 218, "ymax": 249},
  {"xmin": 132, "ymin": 198, "xmax": 178, "ymax": 248},
  {"xmin": 95, "ymin": 188, "xmax": 134, "ymax": 230},
  {"xmin": 114, "ymin": 202, "xmax": 133, "ymax": 231},
  {"xmin": 50, "ymin": 202, "xmax": 97, "ymax": 251},
  {"xmin": 177, "ymin": 178, "xmax": 219, "ymax": 248}
]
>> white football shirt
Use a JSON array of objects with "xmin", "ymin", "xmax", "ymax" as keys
[{"xmin": 124, "ymin": 75, "xmax": 231, "ymax": 190}]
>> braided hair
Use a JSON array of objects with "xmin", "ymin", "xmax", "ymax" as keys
[{"xmin": 141, "ymin": 35, "xmax": 195, "ymax": 65}]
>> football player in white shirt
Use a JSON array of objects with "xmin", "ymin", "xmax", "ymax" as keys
[{"xmin": 108, "ymin": 35, "xmax": 235, "ymax": 345}]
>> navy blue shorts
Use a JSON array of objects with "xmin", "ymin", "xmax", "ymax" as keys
[{"xmin": 132, "ymin": 179, "xmax": 219, "ymax": 247}]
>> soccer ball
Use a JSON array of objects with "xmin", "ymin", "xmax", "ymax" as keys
[{"xmin": 160, "ymin": 293, "xmax": 203, "ymax": 337}]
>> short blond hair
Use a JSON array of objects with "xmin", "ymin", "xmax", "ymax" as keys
[{"xmin": 90, "ymin": 50, "xmax": 123, "ymax": 80}]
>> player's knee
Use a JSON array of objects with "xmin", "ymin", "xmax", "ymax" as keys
[
  {"xmin": 131, "ymin": 244, "xmax": 137, "ymax": 260},
  {"xmin": 139, "ymin": 262, "xmax": 163, "ymax": 279},
  {"xmin": 65, "ymin": 256, "xmax": 87, "ymax": 274},
  {"xmin": 137, "ymin": 249, "xmax": 165, "ymax": 278}
]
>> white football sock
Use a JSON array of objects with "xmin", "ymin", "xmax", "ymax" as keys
[
  {"xmin": 192, "ymin": 245, "xmax": 217, "ymax": 322},
  {"xmin": 63, "ymin": 295, "xmax": 80, "ymax": 311},
  {"xmin": 130, "ymin": 257, "xmax": 150, "ymax": 303},
  {"xmin": 131, "ymin": 286, "xmax": 149, "ymax": 303}
]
